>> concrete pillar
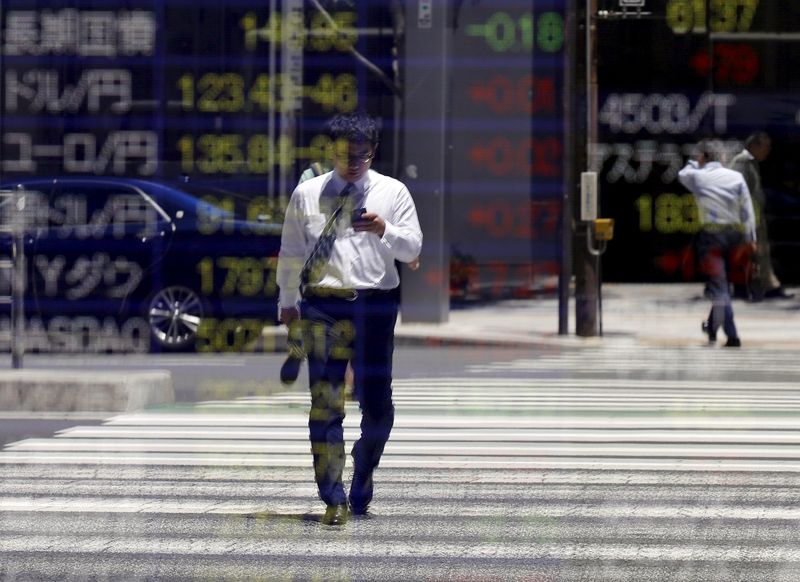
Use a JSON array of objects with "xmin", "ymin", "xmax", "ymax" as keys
[{"xmin": 399, "ymin": 0, "xmax": 450, "ymax": 323}]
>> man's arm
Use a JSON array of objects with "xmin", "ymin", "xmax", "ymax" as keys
[
  {"xmin": 276, "ymin": 191, "xmax": 307, "ymax": 321},
  {"xmin": 677, "ymin": 159, "xmax": 701, "ymax": 192},
  {"xmin": 375, "ymin": 184, "xmax": 423, "ymax": 263}
]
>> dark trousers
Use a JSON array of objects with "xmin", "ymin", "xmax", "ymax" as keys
[
  {"xmin": 300, "ymin": 289, "xmax": 398, "ymax": 507},
  {"xmin": 696, "ymin": 228, "xmax": 747, "ymax": 340}
]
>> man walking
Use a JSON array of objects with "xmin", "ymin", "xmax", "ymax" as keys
[
  {"xmin": 729, "ymin": 131, "xmax": 792, "ymax": 300},
  {"xmin": 276, "ymin": 112, "xmax": 423, "ymax": 525},
  {"xmin": 679, "ymin": 140, "xmax": 757, "ymax": 347}
]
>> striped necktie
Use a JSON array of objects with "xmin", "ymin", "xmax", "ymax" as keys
[{"xmin": 300, "ymin": 182, "xmax": 353, "ymax": 288}]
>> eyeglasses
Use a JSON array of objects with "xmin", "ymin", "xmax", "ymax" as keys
[{"xmin": 336, "ymin": 152, "xmax": 375, "ymax": 165}]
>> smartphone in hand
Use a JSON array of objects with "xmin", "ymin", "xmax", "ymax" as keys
[{"xmin": 351, "ymin": 207, "xmax": 367, "ymax": 223}]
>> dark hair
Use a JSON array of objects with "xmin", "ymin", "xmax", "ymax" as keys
[
  {"xmin": 745, "ymin": 131, "xmax": 770, "ymax": 149},
  {"xmin": 697, "ymin": 139, "xmax": 721, "ymax": 162},
  {"xmin": 326, "ymin": 112, "xmax": 380, "ymax": 147}
]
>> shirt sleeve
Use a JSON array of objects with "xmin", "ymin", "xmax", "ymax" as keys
[
  {"xmin": 379, "ymin": 184, "xmax": 423, "ymax": 263},
  {"xmin": 276, "ymin": 189, "xmax": 307, "ymax": 309},
  {"xmin": 677, "ymin": 160, "xmax": 700, "ymax": 191}
]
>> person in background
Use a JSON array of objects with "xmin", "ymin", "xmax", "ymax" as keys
[
  {"xmin": 299, "ymin": 161, "xmax": 330, "ymax": 184},
  {"xmin": 679, "ymin": 139, "xmax": 757, "ymax": 348},
  {"xmin": 276, "ymin": 112, "xmax": 423, "ymax": 526},
  {"xmin": 729, "ymin": 131, "xmax": 793, "ymax": 300}
]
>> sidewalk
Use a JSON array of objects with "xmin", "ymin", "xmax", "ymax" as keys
[{"xmin": 396, "ymin": 283, "xmax": 800, "ymax": 350}]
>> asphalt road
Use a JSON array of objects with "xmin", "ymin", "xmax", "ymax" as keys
[
  {"xmin": 1, "ymin": 345, "xmax": 538, "ymax": 401},
  {"xmin": 3, "ymin": 344, "xmax": 800, "ymax": 580}
]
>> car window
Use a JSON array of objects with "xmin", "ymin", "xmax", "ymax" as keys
[{"xmin": 51, "ymin": 184, "xmax": 164, "ymax": 238}]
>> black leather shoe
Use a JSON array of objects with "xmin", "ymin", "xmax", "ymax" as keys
[
  {"xmin": 764, "ymin": 287, "xmax": 794, "ymax": 300},
  {"xmin": 701, "ymin": 319, "xmax": 716, "ymax": 344},
  {"xmin": 732, "ymin": 285, "xmax": 750, "ymax": 300},
  {"xmin": 279, "ymin": 355, "xmax": 303, "ymax": 385},
  {"xmin": 279, "ymin": 340, "xmax": 304, "ymax": 385},
  {"xmin": 349, "ymin": 472, "xmax": 373, "ymax": 517},
  {"xmin": 321, "ymin": 504, "xmax": 348, "ymax": 526},
  {"xmin": 348, "ymin": 501, "xmax": 370, "ymax": 518},
  {"xmin": 725, "ymin": 337, "xmax": 741, "ymax": 348}
]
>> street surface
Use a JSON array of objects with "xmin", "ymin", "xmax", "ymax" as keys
[
  {"xmin": 2, "ymin": 344, "xmax": 800, "ymax": 580},
  {"xmin": 0, "ymin": 346, "xmax": 532, "ymax": 446}
]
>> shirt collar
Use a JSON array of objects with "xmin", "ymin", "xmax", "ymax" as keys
[
  {"xmin": 705, "ymin": 161, "xmax": 722, "ymax": 170},
  {"xmin": 740, "ymin": 149, "xmax": 755, "ymax": 161},
  {"xmin": 331, "ymin": 170, "xmax": 372, "ymax": 197}
]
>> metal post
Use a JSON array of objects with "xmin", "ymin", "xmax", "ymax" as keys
[
  {"xmin": 280, "ymin": 0, "xmax": 304, "ymax": 201},
  {"xmin": 575, "ymin": 0, "xmax": 600, "ymax": 337},
  {"xmin": 11, "ymin": 185, "xmax": 25, "ymax": 369},
  {"xmin": 268, "ymin": 0, "xmax": 277, "ymax": 202},
  {"xmin": 560, "ymin": 0, "xmax": 579, "ymax": 335}
]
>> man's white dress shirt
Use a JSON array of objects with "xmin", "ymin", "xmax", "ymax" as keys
[
  {"xmin": 678, "ymin": 160, "xmax": 757, "ymax": 243},
  {"xmin": 277, "ymin": 169, "xmax": 423, "ymax": 309}
]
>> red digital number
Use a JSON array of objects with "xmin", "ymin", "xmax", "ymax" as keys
[
  {"xmin": 468, "ymin": 199, "xmax": 560, "ymax": 239},
  {"xmin": 468, "ymin": 74, "xmax": 556, "ymax": 115},
  {"xmin": 468, "ymin": 137, "xmax": 561, "ymax": 178},
  {"xmin": 689, "ymin": 43, "xmax": 759, "ymax": 86}
]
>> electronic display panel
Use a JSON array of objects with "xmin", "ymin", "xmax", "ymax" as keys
[
  {"xmin": 596, "ymin": 0, "xmax": 800, "ymax": 284},
  {"xmin": 447, "ymin": 0, "xmax": 565, "ymax": 299},
  {"xmin": 0, "ymin": 1, "xmax": 393, "ymax": 181},
  {"xmin": 0, "ymin": 0, "xmax": 569, "ymax": 351},
  {"xmin": 0, "ymin": 0, "xmax": 398, "ymax": 352}
]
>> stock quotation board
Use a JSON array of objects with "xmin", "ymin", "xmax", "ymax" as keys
[
  {"xmin": 447, "ymin": 0, "xmax": 566, "ymax": 299},
  {"xmin": 0, "ymin": 0, "xmax": 396, "ymax": 352},
  {"xmin": 0, "ymin": 0, "xmax": 395, "ymax": 185},
  {"xmin": 597, "ymin": 0, "xmax": 800, "ymax": 284}
]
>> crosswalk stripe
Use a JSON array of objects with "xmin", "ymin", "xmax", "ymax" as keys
[
  {"xmin": 95, "ymin": 413, "xmax": 800, "ymax": 430},
  {"xmin": 1, "ymin": 534, "xmax": 799, "ymax": 561},
  {"xmin": 9, "ymin": 438, "xmax": 800, "ymax": 459},
  {"xmin": 55, "ymin": 426, "xmax": 800, "ymax": 444},
  {"xmin": 3, "ymin": 452, "xmax": 800, "ymax": 473},
  {"xmin": 2, "ymin": 498, "xmax": 800, "ymax": 527},
  {"xmin": 467, "ymin": 351, "xmax": 800, "ymax": 374}
]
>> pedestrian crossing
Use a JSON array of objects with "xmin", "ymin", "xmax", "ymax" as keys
[
  {"xmin": 2, "ymin": 352, "xmax": 800, "ymax": 580},
  {"xmin": 466, "ymin": 344, "xmax": 800, "ymax": 375}
]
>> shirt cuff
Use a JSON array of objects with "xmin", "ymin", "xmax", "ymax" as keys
[
  {"xmin": 278, "ymin": 289, "xmax": 301, "ymax": 310},
  {"xmin": 380, "ymin": 221, "xmax": 397, "ymax": 249}
]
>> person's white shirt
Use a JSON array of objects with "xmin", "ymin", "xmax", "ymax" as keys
[
  {"xmin": 678, "ymin": 160, "xmax": 757, "ymax": 243},
  {"xmin": 277, "ymin": 168, "xmax": 422, "ymax": 309}
]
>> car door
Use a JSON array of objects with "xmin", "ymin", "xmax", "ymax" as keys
[{"xmin": 27, "ymin": 180, "xmax": 174, "ymax": 352}]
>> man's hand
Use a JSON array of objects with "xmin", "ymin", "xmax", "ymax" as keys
[
  {"xmin": 694, "ymin": 151, "xmax": 706, "ymax": 167},
  {"xmin": 352, "ymin": 211, "xmax": 386, "ymax": 237},
  {"xmin": 280, "ymin": 306, "xmax": 300, "ymax": 326}
]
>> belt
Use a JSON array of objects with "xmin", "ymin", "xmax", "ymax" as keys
[
  {"xmin": 701, "ymin": 223, "xmax": 744, "ymax": 233},
  {"xmin": 301, "ymin": 286, "xmax": 394, "ymax": 301}
]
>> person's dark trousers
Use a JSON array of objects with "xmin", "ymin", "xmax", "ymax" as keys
[
  {"xmin": 349, "ymin": 290, "xmax": 397, "ymax": 511},
  {"xmin": 696, "ymin": 227, "xmax": 746, "ymax": 340},
  {"xmin": 301, "ymin": 289, "xmax": 398, "ymax": 508},
  {"xmin": 303, "ymin": 296, "xmax": 349, "ymax": 507}
]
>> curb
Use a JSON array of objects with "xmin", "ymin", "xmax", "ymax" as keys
[{"xmin": 0, "ymin": 370, "xmax": 174, "ymax": 413}]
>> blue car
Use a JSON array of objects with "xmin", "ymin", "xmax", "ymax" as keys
[{"xmin": 0, "ymin": 177, "xmax": 284, "ymax": 353}]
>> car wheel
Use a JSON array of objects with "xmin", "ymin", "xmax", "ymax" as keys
[{"xmin": 147, "ymin": 285, "xmax": 204, "ymax": 350}]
